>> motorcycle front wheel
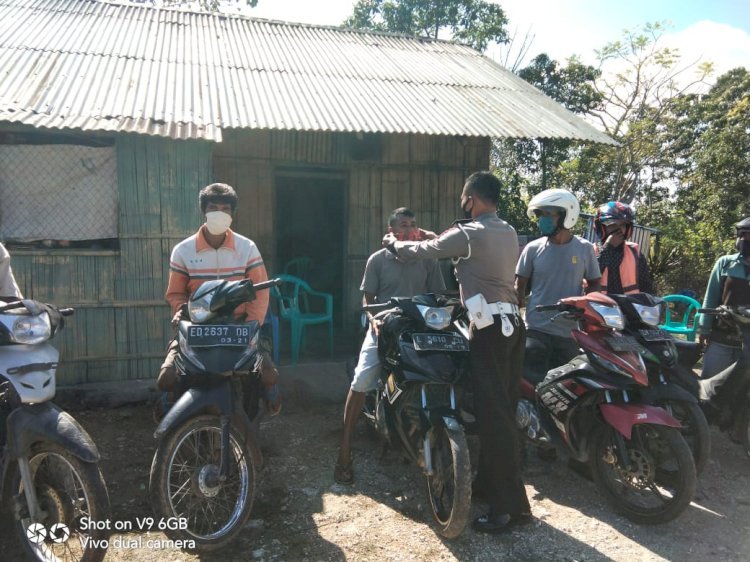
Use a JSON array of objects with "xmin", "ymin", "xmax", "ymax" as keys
[
  {"xmin": 7, "ymin": 442, "xmax": 110, "ymax": 562},
  {"xmin": 149, "ymin": 415, "xmax": 257, "ymax": 551},
  {"xmin": 426, "ymin": 424, "xmax": 471, "ymax": 539},
  {"xmin": 590, "ymin": 424, "xmax": 696, "ymax": 525}
]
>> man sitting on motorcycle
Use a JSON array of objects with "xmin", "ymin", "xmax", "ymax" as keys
[
  {"xmin": 593, "ymin": 201, "xmax": 654, "ymax": 295},
  {"xmin": 334, "ymin": 207, "xmax": 444, "ymax": 485},
  {"xmin": 155, "ymin": 183, "xmax": 280, "ymax": 419},
  {"xmin": 697, "ymin": 217, "xmax": 750, "ymax": 379},
  {"xmin": 515, "ymin": 189, "xmax": 601, "ymax": 386}
]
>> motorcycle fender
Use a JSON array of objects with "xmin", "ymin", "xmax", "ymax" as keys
[
  {"xmin": 5, "ymin": 403, "xmax": 99, "ymax": 463},
  {"xmin": 600, "ymin": 403, "xmax": 681, "ymax": 439},
  {"xmin": 154, "ymin": 381, "xmax": 233, "ymax": 440},
  {"xmin": 640, "ymin": 383, "xmax": 698, "ymax": 405}
]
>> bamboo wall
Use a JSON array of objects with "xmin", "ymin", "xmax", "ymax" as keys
[
  {"xmin": 8, "ymin": 128, "xmax": 488, "ymax": 386},
  {"xmin": 10, "ymin": 134, "xmax": 213, "ymax": 386},
  {"xmin": 214, "ymin": 129, "xmax": 490, "ymax": 333}
]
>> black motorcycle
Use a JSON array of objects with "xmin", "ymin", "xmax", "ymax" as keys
[
  {"xmin": 362, "ymin": 293, "xmax": 471, "ymax": 539},
  {"xmin": 0, "ymin": 299, "xmax": 110, "ymax": 562},
  {"xmin": 608, "ymin": 293, "xmax": 711, "ymax": 475},
  {"xmin": 692, "ymin": 306, "xmax": 750, "ymax": 457},
  {"xmin": 149, "ymin": 278, "xmax": 279, "ymax": 551}
]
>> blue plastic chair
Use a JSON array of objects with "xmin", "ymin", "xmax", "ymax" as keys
[
  {"xmin": 283, "ymin": 257, "xmax": 312, "ymax": 280},
  {"xmin": 659, "ymin": 294, "xmax": 702, "ymax": 342},
  {"xmin": 264, "ymin": 308, "xmax": 280, "ymax": 364},
  {"xmin": 271, "ymin": 274, "xmax": 333, "ymax": 364}
]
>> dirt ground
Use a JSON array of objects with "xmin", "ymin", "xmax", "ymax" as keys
[{"xmin": 4, "ymin": 384, "xmax": 750, "ymax": 561}]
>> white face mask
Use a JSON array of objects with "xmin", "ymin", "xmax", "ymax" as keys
[{"xmin": 205, "ymin": 211, "xmax": 232, "ymax": 235}]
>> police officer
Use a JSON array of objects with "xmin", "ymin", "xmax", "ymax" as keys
[{"xmin": 384, "ymin": 171, "xmax": 531, "ymax": 534}]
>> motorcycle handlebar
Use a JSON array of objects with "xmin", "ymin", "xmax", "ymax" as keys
[
  {"xmin": 254, "ymin": 278, "xmax": 282, "ymax": 291},
  {"xmin": 362, "ymin": 303, "xmax": 392, "ymax": 312},
  {"xmin": 697, "ymin": 308, "xmax": 722, "ymax": 315},
  {"xmin": 535, "ymin": 304, "xmax": 561, "ymax": 312},
  {"xmin": 59, "ymin": 308, "xmax": 75, "ymax": 316}
]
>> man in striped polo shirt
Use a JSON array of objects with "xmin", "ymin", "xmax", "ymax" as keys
[{"xmin": 156, "ymin": 183, "xmax": 279, "ymax": 416}]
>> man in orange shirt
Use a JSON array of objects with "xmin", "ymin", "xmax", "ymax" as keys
[{"xmin": 156, "ymin": 183, "xmax": 279, "ymax": 417}]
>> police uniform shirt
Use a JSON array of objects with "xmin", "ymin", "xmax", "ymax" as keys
[{"xmin": 392, "ymin": 213, "xmax": 518, "ymax": 305}]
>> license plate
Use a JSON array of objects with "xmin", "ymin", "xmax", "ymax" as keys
[
  {"xmin": 639, "ymin": 328, "xmax": 673, "ymax": 342},
  {"xmin": 606, "ymin": 335, "xmax": 645, "ymax": 353},
  {"xmin": 187, "ymin": 325, "xmax": 251, "ymax": 347},
  {"xmin": 412, "ymin": 333, "xmax": 469, "ymax": 352}
]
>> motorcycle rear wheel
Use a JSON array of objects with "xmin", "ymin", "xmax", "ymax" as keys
[
  {"xmin": 149, "ymin": 415, "xmax": 257, "ymax": 551},
  {"xmin": 661, "ymin": 400, "xmax": 710, "ymax": 476},
  {"xmin": 7, "ymin": 442, "xmax": 110, "ymax": 562},
  {"xmin": 590, "ymin": 424, "xmax": 696, "ymax": 525},
  {"xmin": 426, "ymin": 425, "xmax": 471, "ymax": 539}
]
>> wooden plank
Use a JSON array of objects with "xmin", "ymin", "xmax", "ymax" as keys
[{"xmin": 347, "ymin": 168, "xmax": 370, "ymax": 257}]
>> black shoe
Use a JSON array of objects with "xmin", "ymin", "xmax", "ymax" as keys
[{"xmin": 472, "ymin": 512, "xmax": 533, "ymax": 534}]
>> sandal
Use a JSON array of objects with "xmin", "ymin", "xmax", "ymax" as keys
[{"xmin": 334, "ymin": 460, "xmax": 354, "ymax": 485}]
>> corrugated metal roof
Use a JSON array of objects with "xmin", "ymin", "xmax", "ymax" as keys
[{"xmin": 0, "ymin": 0, "xmax": 615, "ymax": 144}]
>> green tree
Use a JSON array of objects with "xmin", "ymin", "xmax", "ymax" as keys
[
  {"xmin": 492, "ymin": 54, "xmax": 602, "ymax": 232},
  {"xmin": 560, "ymin": 22, "xmax": 712, "ymax": 207},
  {"xmin": 344, "ymin": 0, "xmax": 508, "ymax": 52}
]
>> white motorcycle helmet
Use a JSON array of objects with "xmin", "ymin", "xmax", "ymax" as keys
[{"xmin": 526, "ymin": 188, "xmax": 580, "ymax": 230}]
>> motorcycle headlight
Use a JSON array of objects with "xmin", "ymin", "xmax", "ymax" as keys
[
  {"xmin": 417, "ymin": 305, "xmax": 453, "ymax": 330},
  {"xmin": 188, "ymin": 294, "xmax": 213, "ymax": 323},
  {"xmin": 633, "ymin": 303, "xmax": 661, "ymax": 327},
  {"xmin": 11, "ymin": 313, "xmax": 52, "ymax": 344},
  {"xmin": 590, "ymin": 303, "xmax": 624, "ymax": 330}
]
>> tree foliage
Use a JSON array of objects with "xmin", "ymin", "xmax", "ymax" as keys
[
  {"xmin": 491, "ymin": 22, "xmax": 748, "ymax": 296},
  {"xmin": 344, "ymin": 0, "xmax": 508, "ymax": 52},
  {"xmin": 492, "ymin": 54, "xmax": 602, "ymax": 232}
]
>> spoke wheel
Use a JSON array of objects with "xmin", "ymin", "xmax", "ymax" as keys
[
  {"xmin": 8, "ymin": 443, "xmax": 110, "ymax": 562},
  {"xmin": 426, "ymin": 425, "xmax": 471, "ymax": 539},
  {"xmin": 149, "ymin": 415, "xmax": 257, "ymax": 551},
  {"xmin": 590, "ymin": 424, "xmax": 696, "ymax": 524}
]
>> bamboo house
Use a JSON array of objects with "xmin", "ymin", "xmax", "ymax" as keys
[{"xmin": 0, "ymin": 0, "xmax": 614, "ymax": 387}]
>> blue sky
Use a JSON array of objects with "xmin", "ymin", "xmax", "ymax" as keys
[{"xmin": 244, "ymin": 0, "xmax": 749, "ymax": 77}]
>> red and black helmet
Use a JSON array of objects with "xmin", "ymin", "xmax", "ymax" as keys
[{"xmin": 594, "ymin": 201, "xmax": 635, "ymax": 240}]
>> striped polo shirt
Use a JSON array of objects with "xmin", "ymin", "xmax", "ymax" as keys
[{"xmin": 166, "ymin": 226, "xmax": 268, "ymax": 324}]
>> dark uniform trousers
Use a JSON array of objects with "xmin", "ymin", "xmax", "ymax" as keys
[{"xmin": 470, "ymin": 313, "xmax": 531, "ymax": 516}]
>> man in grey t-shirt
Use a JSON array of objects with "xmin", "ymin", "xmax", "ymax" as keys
[
  {"xmin": 334, "ymin": 208, "xmax": 444, "ymax": 485},
  {"xmin": 516, "ymin": 189, "xmax": 601, "ymax": 385}
]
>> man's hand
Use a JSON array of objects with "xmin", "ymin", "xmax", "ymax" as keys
[
  {"xmin": 605, "ymin": 229, "xmax": 625, "ymax": 248},
  {"xmin": 369, "ymin": 315, "xmax": 382, "ymax": 336},
  {"xmin": 699, "ymin": 334, "xmax": 710, "ymax": 348},
  {"xmin": 419, "ymin": 228, "xmax": 437, "ymax": 240},
  {"xmin": 171, "ymin": 310, "xmax": 183, "ymax": 329},
  {"xmin": 382, "ymin": 232, "xmax": 397, "ymax": 248}
]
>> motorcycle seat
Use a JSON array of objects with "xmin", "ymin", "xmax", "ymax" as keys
[{"xmin": 674, "ymin": 339, "xmax": 702, "ymax": 369}]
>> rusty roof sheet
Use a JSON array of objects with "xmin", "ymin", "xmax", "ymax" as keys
[{"xmin": 0, "ymin": 0, "xmax": 615, "ymax": 144}]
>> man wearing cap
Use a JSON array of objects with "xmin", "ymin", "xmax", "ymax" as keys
[
  {"xmin": 334, "ymin": 207, "xmax": 444, "ymax": 485},
  {"xmin": 383, "ymin": 171, "xmax": 531, "ymax": 534},
  {"xmin": 697, "ymin": 217, "xmax": 750, "ymax": 378}
]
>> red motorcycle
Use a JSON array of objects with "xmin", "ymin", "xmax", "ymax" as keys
[{"xmin": 519, "ymin": 292, "xmax": 696, "ymax": 524}]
